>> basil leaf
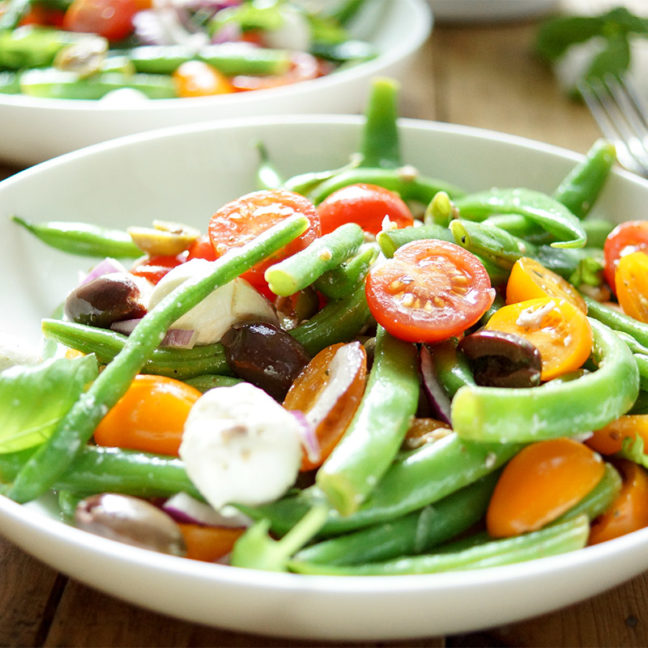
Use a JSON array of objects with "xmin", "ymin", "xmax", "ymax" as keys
[
  {"xmin": 0, "ymin": 354, "xmax": 98, "ymax": 453},
  {"xmin": 535, "ymin": 16, "xmax": 607, "ymax": 62},
  {"xmin": 585, "ymin": 32, "xmax": 631, "ymax": 81}
]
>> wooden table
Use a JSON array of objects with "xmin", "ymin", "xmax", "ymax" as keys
[{"xmin": 3, "ymin": 4, "xmax": 648, "ymax": 646}]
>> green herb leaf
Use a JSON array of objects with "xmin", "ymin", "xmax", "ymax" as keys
[
  {"xmin": 0, "ymin": 354, "xmax": 98, "ymax": 453},
  {"xmin": 585, "ymin": 31, "xmax": 631, "ymax": 81}
]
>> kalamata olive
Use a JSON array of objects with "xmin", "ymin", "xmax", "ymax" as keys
[
  {"xmin": 458, "ymin": 329, "xmax": 542, "ymax": 388},
  {"xmin": 75, "ymin": 493, "xmax": 186, "ymax": 556},
  {"xmin": 221, "ymin": 321, "xmax": 311, "ymax": 400},
  {"xmin": 64, "ymin": 272, "xmax": 147, "ymax": 328}
]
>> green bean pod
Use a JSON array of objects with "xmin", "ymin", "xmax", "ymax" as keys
[
  {"xmin": 316, "ymin": 326, "xmax": 420, "ymax": 515},
  {"xmin": 255, "ymin": 140, "xmax": 283, "ymax": 190},
  {"xmin": 288, "ymin": 515, "xmax": 590, "ymax": 575},
  {"xmin": 8, "ymin": 215, "xmax": 309, "ymax": 503},
  {"xmin": 13, "ymin": 216, "xmax": 142, "ymax": 258},
  {"xmin": 314, "ymin": 243, "xmax": 378, "ymax": 300},
  {"xmin": 294, "ymin": 473, "xmax": 498, "ymax": 566},
  {"xmin": 584, "ymin": 296, "xmax": 648, "ymax": 348},
  {"xmin": 451, "ymin": 319, "xmax": 639, "ymax": 443},
  {"xmin": 183, "ymin": 374, "xmax": 242, "ymax": 392},
  {"xmin": 377, "ymin": 223, "xmax": 453, "ymax": 258},
  {"xmin": 427, "ymin": 339, "xmax": 475, "ymax": 397}
]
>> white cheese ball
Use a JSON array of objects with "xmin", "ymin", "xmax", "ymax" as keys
[{"xmin": 179, "ymin": 383, "xmax": 303, "ymax": 509}]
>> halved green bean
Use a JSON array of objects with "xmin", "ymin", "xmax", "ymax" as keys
[
  {"xmin": 265, "ymin": 223, "xmax": 364, "ymax": 296},
  {"xmin": 8, "ymin": 215, "xmax": 309, "ymax": 503},
  {"xmin": 13, "ymin": 216, "xmax": 142, "ymax": 258},
  {"xmin": 316, "ymin": 326, "xmax": 419, "ymax": 515},
  {"xmin": 377, "ymin": 223, "xmax": 453, "ymax": 258},
  {"xmin": 452, "ymin": 319, "xmax": 639, "ymax": 443},
  {"xmin": 314, "ymin": 243, "xmax": 378, "ymax": 300},
  {"xmin": 552, "ymin": 139, "xmax": 616, "ymax": 219},
  {"xmin": 288, "ymin": 515, "xmax": 589, "ymax": 575},
  {"xmin": 184, "ymin": 374, "xmax": 242, "ymax": 392},
  {"xmin": 454, "ymin": 188, "xmax": 587, "ymax": 249},
  {"xmin": 294, "ymin": 473, "xmax": 498, "ymax": 566}
]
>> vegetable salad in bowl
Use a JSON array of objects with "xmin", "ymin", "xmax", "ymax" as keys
[{"xmin": 3, "ymin": 78, "xmax": 648, "ymax": 638}]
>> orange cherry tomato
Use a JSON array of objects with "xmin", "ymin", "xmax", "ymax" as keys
[
  {"xmin": 63, "ymin": 0, "xmax": 136, "ymax": 41},
  {"xmin": 365, "ymin": 239, "xmax": 495, "ymax": 343},
  {"xmin": 485, "ymin": 296, "xmax": 592, "ymax": 381},
  {"xmin": 208, "ymin": 189, "xmax": 320, "ymax": 292},
  {"xmin": 172, "ymin": 60, "xmax": 234, "ymax": 98},
  {"xmin": 615, "ymin": 251, "xmax": 648, "ymax": 323},
  {"xmin": 230, "ymin": 51, "xmax": 320, "ymax": 92},
  {"xmin": 486, "ymin": 437, "xmax": 605, "ymax": 538},
  {"xmin": 283, "ymin": 341, "xmax": 367, "ymax": 471},
  {"xmin": 586, "ymin": 415, "xmax": 648, "ymax": 455},
  {"xmin": 317, "ymin": 183, "xmax": 415, "ymax": 236},
  {"xmin": 589, "ymin": 460, "xmax": 648, "ymax": 545},
  {"xmin": 177, "ymin": 523, "xmax": 245, "ymax": 562},
  {"xmin": 94, "ymin": 375, "xmax": 202, "ymax": 456},
  {"xmin": 130, "ymin": 252, "xmax": 187, "ymax": 285},
  {"xmin": 506, "ymin": 256, "xmax": 586, "ymax": 312},
  {"xmin": 603, "ymin": 220, "xmax": 648, "ymax": 293}
]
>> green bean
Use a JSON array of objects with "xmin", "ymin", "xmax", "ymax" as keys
[
  {"xmin": 454, "ymin": 188, "xmax": 587, "ymax": 249},
  {"xmin": 552, "ymin": 139, "xmax": 616, "ymax": 219},
  {"xmin": 13, "ymin": 216, "xmax": 142, "ymax": 258},
  {"xmin": 309, "ymin": 39, "xmax": 376, "ymax": 64},
  {"xmin": 41, "ymin": 319, "xmax": 232, "ymax": 379},
  {"xmin": 452, "ymin": 319, "xmax": 639, "ymax": 443},
  {"xmin": 0, "ymin": 25, "xmax": 84, "ymax": 68},
  {"xmin": 630, "ymin": 390, "xmax": 648, "ymax": 415},
  {"xmin": 288, "ymin": 515, "xmax": 590, "ymax": 575},
  {"xmin": 20, "ymin": 69, "xmax": 177, "ymax": 100},
  {"xmin": 0, "ymin": 445, "xmax": 202, "ymax": 499},
  {"xmin": 8, "ymin": 215, "xmax": 309, "ymax": 504},
  {"xmin": 294, "ymin": 473, "xmax": 497, "ymax": 566},
  {"xmin": 316, "ymin": 326, "xmax": 420, "ymax": 515},
  {"xmin": 423, "ymin": 190, "xmax": 456, "ymax": 227},
  {"xmin": 265, "ymin": 223, "xmax": 364, "ymax": 296},
  {"xmin": 255, "ymin": 140, "xmax": 283, "ymax": 190},
  {"xmin": 0, "ymin": 71, "xmax": 21, "ymax": 94},
  {"xmin": 359, "ymin": 77, "xmax": 401, "ymax": 169},
  {"xmin": 584, "ymin": 295, "xmax": 648, "ymax": 348},
  {"xmin": 290, "ymin": 282, "xmax": 371, "ymax": 356},
  {"xmin": 58, "ymin": 490, "xmax": 84, "ymax": 519},
  {"xmin": 327, "ymin": 0, "xmax": 370, "ymax": 25},
  {"xmin": 184, "ymin": 374, "xmax": 242, "ymax": 392},
  {"xmin": 238, "ymin": 433, "xmax": 521, "ymax": 537},
  {"xmin": 427, "ymin": 339, "xmax": 475, "ymax": 397},
  {"xmin": 314, "ymin": 243, "xmax": 378, "ymax": 300},
  {"xmin": 634, "ymin": 354, "xmax": 648, "ymax": 391},
  {"xmin": 282, "ymin": 157, "xmax": 361, "ymax": 196},
  {"xmin": 377, "ymin": 223, "xmax": 453, "ymax": 258}
]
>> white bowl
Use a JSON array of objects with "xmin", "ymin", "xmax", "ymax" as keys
[
  {"xmin": 2, "ymin": 115, "xmax": 648, "ymax": 641},
  {"xmin": 0, "ymin": 0, "xmax": 431, "ymax": 167}
]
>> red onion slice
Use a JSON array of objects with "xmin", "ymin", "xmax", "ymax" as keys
[
  {"xmin": 290, "ymin": 409, "xmax": 320, "ymax": 465},
  {"xmin": 162, "ymin": 493, "xmax": 251, "ymax": 528},
  {"xmin": 419, "ymin": 344, "xmax": 452, "ymax": 424},
  {"xmin": 79, "ymin": 258, "xmax": 127, "ymax": 286},
  {"xmin": 110, "ymin": 319, "xmax": 195, "ymax": 348}
]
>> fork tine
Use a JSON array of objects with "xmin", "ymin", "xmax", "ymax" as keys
[{"xmin": 578, "ymin": 76, "xmax": 648, "ymax": 178}]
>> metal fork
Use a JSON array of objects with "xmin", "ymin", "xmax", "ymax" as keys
[{"xmin": 579, "ymin": 74, "xmax": 648, "ymax": 178}]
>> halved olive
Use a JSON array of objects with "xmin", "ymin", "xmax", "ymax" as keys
[
  {"xmin": 458, "ymin": 329, "xmax": 542, "ymax": 388},
  {"xmin": 128, "ymin": 220, "xmax": 200, "ymax": 256}
]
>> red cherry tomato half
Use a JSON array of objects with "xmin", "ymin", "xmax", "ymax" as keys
[
  {"xmin": 130, "ymin": 253, "xmax": 187, "ymax": 285},
  {"xmin": 19, "ymin": 5, "xmax": 66, "ymax": 26},
  {"xmin": 186, "ymin": 234, "xmax": 216, "ymax": 261},
  {"xmin": 63, "ymin": 0, "xmax": 137, "ymax": 41},
  {"xmin": 208, "ymin": 189, "xmax": 320, "ymax": 289},
  {"xmin": 603, "ymin": 220, "xmax": 648, "ymax": 293},
  {"xmin": 365, "ymin": 239, "xmax": 495, "ymax": 343},
  {"xmin": 317, "ymin": 183, "xmax": 415, "ymax": 236}
]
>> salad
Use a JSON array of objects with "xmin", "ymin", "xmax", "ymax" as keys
[
  {"xmin": 3, "ymin": 78, "xmax": 648, "ymax": 575},
  {"xmin": 0, "ymin": 0, "xmax": 377, "ymax": 100}
]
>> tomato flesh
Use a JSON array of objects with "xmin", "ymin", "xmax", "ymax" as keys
[
  {"xmin": 208, "ymin": 189, "xmax": 320, "ymax": 290},
  {"xmin": 63, "ymin": 0, "xmax": 137, "ymax": 41},
  {"xmin": 131, "ymin": 253, "xmax": 187, "ymax": 285},
  {"xmin": 317, "ymin": 183, "xmax": 415, "ymax": 236},
  {"xmin": 365, "ymin": 239, "xmax": 495, "ymax": 343},
  {"xmin": 603, "ymin": 220, "xmax": 648, "ymax": 293},
  {"xmin": 173, "ymin": 61, "xmax": 233, "ymax": 98}
]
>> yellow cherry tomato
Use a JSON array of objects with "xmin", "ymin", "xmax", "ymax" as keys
[
  {"xmin": 615, "ymin": 251, "xmax": 648, "ymax": 323},
  {"xmin": 172, "ymin": 61, "xmax": 234, "ymax": 98}
]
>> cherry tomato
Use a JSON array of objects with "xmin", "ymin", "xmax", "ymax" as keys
[
  {"xmin": 63, "ymin": 0, "xmax": 137, "ymax": 41},
  {"xmin": 317, "ymin": 183, "xmax": 415, "ymax": 236},
  {"xmin": 586, "ymin": 414, "xmax": 648, "ymax": 455},
  {"xmin": 487, "ymin": 438, "xmax": 605, "ymax": 538},
  {"xmin": 186, "ymin": 234, "xmax": 216, "ymax": 261},
  {"xmin": 208, "ymin": 189, "xmax": 320, "ymax": 291},
  {"xmin": 93, "ymin": 374, "xmax": 202, "ymax": 456},
  {"xmin": 283, "ymin": 342, "xmax": 367, "ymax": 471},
  {"xmin": 506, "ymin": 256, "xmax": 586, "ymax": 312},
  {"xmin": 172, "ymin": 61, "xmax": 234, "ymax": 98},
  {"xmin": 365, "ymin": 239, "xmax": 495, "ymax": 343},
  {"xmin": 603, "ymin": 220, "xmax": 648, "ymax": 293},
  {"xmin": 177, "ymin": 524, "xmax": 245, "ymax": 562},
  {"xmin": 485, "ymin": 296, "xmax": 592, "ymax": 381},
  {"xmin": 19, "ymin": 5, "xmax": 65, "ymax": 26},
  {"xmin": 615, "ymin": 251, "xmax": 648, "ymax": 323},
  {"xmin": 130, "ymin": 253, "xmax": 186, "ymax": 285},
  {"xmin": 589, "ymin": 460, "xmax": 648, "ymax": 545},
  {"xmin": 230, "ymin": 51, "xmax": 320, "ymax": 92}
]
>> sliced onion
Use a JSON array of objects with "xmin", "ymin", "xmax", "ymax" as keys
[
  {"xmin": 419, "ymin": 345, "xmax": 452, "ymax": 424},
  {"xmin": 79, "ymin": 258, "xmax": 127, "ymax": 286},
  {"xmin": 290, "ymin": 409, "xmax": 320, "ymax": 465},
  {"xmin": 110, "ymin": 317, "xmax": 142, "ymax": 335},
  {"xmin": 110, "ymin": 319, "xmax": 195, "ymax": 349},
  {"xmin": 163, "ymin": 492, "xmax": 251, "ymax": 527},
  {"xmin": 211, "ymin": 22, "xmax": 241, "ymax": 44}
]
